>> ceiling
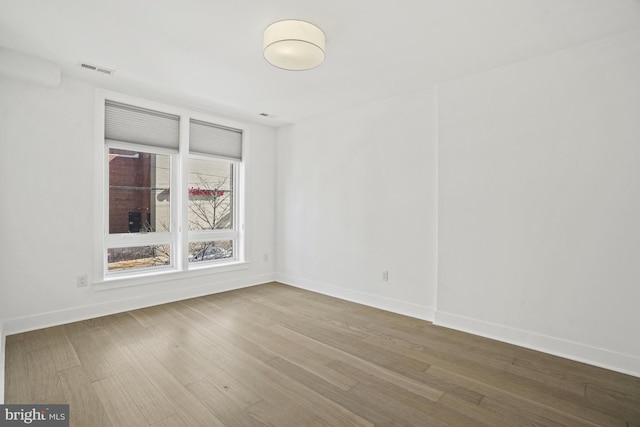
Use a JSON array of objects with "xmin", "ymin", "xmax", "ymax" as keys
[{"xmin": 1, "ymin": 0, "xmax": 640, "ymax": 126}]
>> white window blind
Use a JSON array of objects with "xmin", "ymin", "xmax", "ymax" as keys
[
  {"xmin": 189, "ymin": 119, "xmax": 242, "ymax": 160},
  {"xmin": 105, "ymin": 101, "xmax": 180, "ymax": 149}
]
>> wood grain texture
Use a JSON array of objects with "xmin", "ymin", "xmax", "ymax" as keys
[{"xmin": 5, "ymin": 282, "xmax": 640, "ymax": 426}]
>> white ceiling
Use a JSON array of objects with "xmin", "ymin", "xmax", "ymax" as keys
[{"xmin": 1, "ymin": 0, "xmax": 640, "ymax": 126}]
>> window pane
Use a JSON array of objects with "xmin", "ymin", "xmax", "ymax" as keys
[
  {"xmin": 107, "ymin": 245, "xmax": 171, "ymax": 272},
  {"xmin": 188, "ymin": 158, "xmax": 233, "ymax": 231},
  {"xmin": 109, "ymin": 148, "xmax": 171, "ymax": 234},
  {"xmin": 188, "ymin": 241, "xmax": 233, "ymax": 263}
]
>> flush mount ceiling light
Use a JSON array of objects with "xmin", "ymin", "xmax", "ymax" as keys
[{"xmin": 263, "ymin": 20, "xmax": 325, "ymax": 71}]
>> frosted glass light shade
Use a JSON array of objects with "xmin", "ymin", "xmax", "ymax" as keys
[{"xmin": 263, "ymin": 20, "xmax": 325, "ymax": 71}]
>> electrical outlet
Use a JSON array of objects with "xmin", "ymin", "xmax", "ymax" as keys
[
  {"xmin": 381, "ymin": 270, "xmax": 389, "ymax": 281},
  {"xmin": 77, "ymin": 274, "xmax": 89, "ymax": 288}
]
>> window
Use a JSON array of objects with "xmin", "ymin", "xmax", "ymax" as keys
[
  {"xmin": 106, "ymin": 147, "xmax": 174, "ymax": 273},
  {"xmin": 187, "ymin": 119, "xmax": 242, "ymax": 266},
  {"xmin": 187, "ymin": 158, "xmax": 236, "ymax": 263},
  {"xmin": 99, "ymin": 94, "xmax": 245, "ymax": 280}
]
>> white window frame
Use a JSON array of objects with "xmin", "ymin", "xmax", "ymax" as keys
[
  {"xmin": 94, "ymin": 89, "xmax": 248, "ymax": 287},
  {"xmin": 184, "ymin": 153, "xmax": 244, "ymax": 269},
  {"xmin": 104, "ymin": 142, "xmax": 179, "ymax": 277}
]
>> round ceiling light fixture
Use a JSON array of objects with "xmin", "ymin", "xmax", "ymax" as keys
[{"xmin": 263, "ymin": 20, "xmax": 325, "ymax": 71}]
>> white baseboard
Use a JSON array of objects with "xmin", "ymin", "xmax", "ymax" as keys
[
  {"xmin": 434, "ymin": 310, "xmax": 640, "ymax": 378},
  {"xmin": 275, "ymin": 273, "xmax": 435, "ymax": 321},
  {"xmin": 2, "ymin": 273, "xmax": 275, "ymax": 336}
]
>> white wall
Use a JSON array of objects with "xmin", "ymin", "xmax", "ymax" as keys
[
  {"xmin": 275, "ymin": 90, "xmax": 438, "ymax": 320},
  {"xmin": 0, "ymin": 75, "xmax": 276, "ymax": 333},
  {"xmin": 436, "ymin": 30, "xmax": 640, "ymax": 376}
]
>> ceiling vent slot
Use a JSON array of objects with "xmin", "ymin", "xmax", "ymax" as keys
[{"xmin": 78, "ymin": 61, "xmax": 115, "ymax": 75}]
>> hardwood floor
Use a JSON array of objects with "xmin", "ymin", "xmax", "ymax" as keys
[{"xmin": 4, "ymin": 282, "xmax": 640, "ymax": 426}]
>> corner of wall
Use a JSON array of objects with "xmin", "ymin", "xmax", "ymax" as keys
[{"xmin": 276, "ymin": 273, "xmax": 435, "ymax": 322}]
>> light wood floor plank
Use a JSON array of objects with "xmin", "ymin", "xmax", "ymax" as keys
[
  {"xmin": 427, "ymin": 365, "xmax": 607, "ymax": 426},
  {"xmin": 214, "ymin": 350, "xmax": 373, "ymax": 427},
  {"xmin": 92, "ymin": 374, "xmax": 150, "ymax": 427},
  {"xmin": 185, "ymin": 378, "xmax": 268, "ymax": 427},
  {"xmin": 25, "ymin": 347, "xmax": 66, "ymax": 403},
  {"xmin": 57, "ymin": 366, "xmax": 113, "ymax": 427},
  {"xmin": 272, "ymin": 324, "xmax": 445, "ymax": 402},
  {"xmin": 112, "ymin": 367, "xmax": 176, "ymax": 424},
  {"xmin": 436, "ymin": 393, "xmax": 515, "ymax": 427},
  {"xmin": 122, "ymin": 341, "xmax": 227, "ymax": 427},
  {"xmin": 349, "ymin": 382, "xmax": 452, "ymax": 427},
  {"xmin": 149, "ymin": 414, "xmax": 189, "ymax": 427},
  {"xmin": 62, "ymin": 322, "xmax": 131, "ymax": 382},
  {"xmin": 266, "ymin": 356, "xmax": 397, "ymax": 426},
  {"xmin": 5, "ymin": 282, "xmax": 640, "ymax": 426},
  {"xmin": 4, "ymin": 338, "xmax": 29, "ymax": 404}
]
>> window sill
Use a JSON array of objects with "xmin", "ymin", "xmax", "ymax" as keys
[{"xmin": 93, "ymin": 261, "xmax": 250, "ymax": 291}]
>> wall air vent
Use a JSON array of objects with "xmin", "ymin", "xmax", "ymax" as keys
[{"xmin": 78, "ymin": 61, "xmax": 115, "ymax": 75}]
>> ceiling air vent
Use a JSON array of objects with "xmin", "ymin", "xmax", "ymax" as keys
[{"xmin": 78, "ymin": 61, "xmax": 115, "ymax": 75}]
